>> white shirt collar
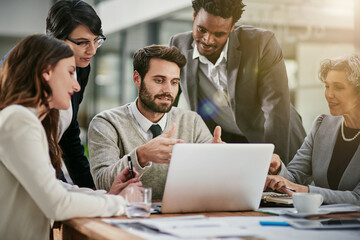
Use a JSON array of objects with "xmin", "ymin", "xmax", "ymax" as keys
[
  {"xmin": 129, "ymin": 99, "xmax": 167, "ymax": 133},
  {"xmin": 193, "ymin": 38, "xmax": 229, "ymax": 66}
]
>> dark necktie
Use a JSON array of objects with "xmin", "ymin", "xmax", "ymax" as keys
[{"xmin": 149, "ymin": 124, "xmax": 162, "ymax": 138}]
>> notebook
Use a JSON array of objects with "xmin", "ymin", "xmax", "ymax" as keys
[
  {"xmin": 161, "ymin": 143, "xmax": 274, "ymax": 213},
  {"xmin": 261, "ymin": 192, "xmax": 293, "ymax": 205}
]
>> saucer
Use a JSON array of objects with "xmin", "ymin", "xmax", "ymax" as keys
[{"xmin": 283, "ymin": 209, "xmax": 330, "ymax": 218}]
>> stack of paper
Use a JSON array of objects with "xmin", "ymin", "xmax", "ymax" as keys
[{"xmin": 104, "ymin": 215, "xmax": 256, "ymax": 239}]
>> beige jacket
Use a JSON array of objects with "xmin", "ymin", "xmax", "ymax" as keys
[{"xmin": 0, "ymin": 105, "xmax": 126, "ymax": 240}]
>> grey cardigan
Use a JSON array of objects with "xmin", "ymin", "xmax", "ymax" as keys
[
  {"xmin": 279, "ymin": 114, "xmax": 360, "ymax": 205},
  {"xmin": 88, "ymin": 105, "xmax": 212, "ymax": 200}
]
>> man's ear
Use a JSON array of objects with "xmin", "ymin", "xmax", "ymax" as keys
[
  {"xmin": 230, "ymin": 24, "xmax": 235, "ymax": 33},
  {"xmin": 133, "ymin": 70, "xmax": 141, "ymax": 88}
]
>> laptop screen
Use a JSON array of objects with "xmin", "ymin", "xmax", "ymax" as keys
[{"xmin": 161, "ymin": 143, "xmax": 274, "ymax": 213}]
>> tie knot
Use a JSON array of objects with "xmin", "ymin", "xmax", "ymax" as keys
[{"xmin": 149, "ymin": 124, "xmax": 162, "ymax": 138}]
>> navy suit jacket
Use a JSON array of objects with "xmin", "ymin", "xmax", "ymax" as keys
[{"xmin": 0, "ymin": 51, "xmax": 95, "ymax": 188}]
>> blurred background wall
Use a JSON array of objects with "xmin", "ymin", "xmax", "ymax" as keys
[{"xmin": 0, "ymin": 0, "xmax": 359, "ymax": 138}]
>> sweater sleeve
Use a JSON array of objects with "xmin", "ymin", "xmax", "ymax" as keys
[
  {"xmin": 88, "ymin": 114, "xmax": 151, "ymax": 191},
  {"xmin": 0, "ymin": 107, "xmax": 126, "ymax": 221}
]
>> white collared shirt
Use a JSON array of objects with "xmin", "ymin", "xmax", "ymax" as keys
[
  {"xmin": 58, "ymin": 70, "xmax": 77, "ymax": 140},
  {"xmin": 58, "ymin": 102, "xmax": 73, "ymax": 140},
  {"xmin": 193, "ymin": 39, "xmax": 229, "ymax": 91},
  {"xmin": 128, "ymin": 99, "xmax": 167, "ymax": 142}
]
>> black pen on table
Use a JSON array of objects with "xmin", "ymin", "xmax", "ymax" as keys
[
  {"xmin": 282, "ymin": 186, "xmax": 296, "ymax": 192},
  {"xmin": 127, "ymin": 155, "xmax": 134, "ymax": 178}
]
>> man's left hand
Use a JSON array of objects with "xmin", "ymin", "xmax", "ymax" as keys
[{"xmin": 212, "ymin": 125, "xmax": 225, "ymax": 143}]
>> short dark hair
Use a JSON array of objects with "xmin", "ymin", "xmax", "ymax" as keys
[
  {"xmin": 192, "ymin": 0, "xmax": 246, "ymax": 25},
  {"xmin": 133, "ymin": 45, "xmax": 187, "ymax": 80},
  {"xmin": 46, "ymin": 0, "xmax": 103, "ymax": 40}
]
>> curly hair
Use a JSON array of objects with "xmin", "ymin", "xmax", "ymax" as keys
[
  {"xmin": 319, "ymin": 54, "xmax": 360, "ymax": 98},
  {"xmin": 0, "ymin": 34, "xmax": 74, "ymax": 178},
  {"xmin": 192, "ymin": 0, "xmax": 246, "ymax": 24}
]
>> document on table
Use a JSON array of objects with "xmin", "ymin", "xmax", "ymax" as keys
[
  {"xmin": 103, "ymin": 215, "xmax": 360, "ymax": 240},
  {"xmin": 141, "ymin": 218, "xmax": 252, "ymax": 238},
  {"xmin": 103, "ymin": 215, "xmax": 254, "ymax": 239}
]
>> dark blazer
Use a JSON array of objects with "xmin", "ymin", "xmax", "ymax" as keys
[
  {"xmin": 0, "ymin": 52, "xmax": 94, "ymax": 188},
  {"xmin": 59, "ymin": 66, "xmax": 95, "ymax": 188},
  {"xmin": 170, "ymin": 25, "xmax": 306, "ymax": 163}
]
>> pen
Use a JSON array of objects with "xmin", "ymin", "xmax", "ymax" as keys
[
  {"xmin": 282, "ymin": 186, "xmax": 296, "ymax": 192},
  {"xmin": 127, "ymin": 155, "xmax": 134, "ymax": 178},
  {"xmin": 259, "ymin": 221, "xmax": 290, "ymax": 226}
]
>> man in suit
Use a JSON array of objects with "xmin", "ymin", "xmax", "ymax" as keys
[{"xmin": 170, "ymin": 0, "xmax": 306, "ymax": 164}]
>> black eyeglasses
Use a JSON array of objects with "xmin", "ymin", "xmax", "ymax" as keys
[{"xmin": 66, "ymin": 36, "xmax": 106, "ymax": 49}]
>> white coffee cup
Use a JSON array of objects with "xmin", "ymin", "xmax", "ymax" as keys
[
  {"xmin": 125, "ymin": 187, "xmax": 152, "ymax": 218},
  {"xmin": 292, "ymin": 193, "xmax": 323, "ymax": 213}
]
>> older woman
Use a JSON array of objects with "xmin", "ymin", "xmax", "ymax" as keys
[{"xmin": 266, "ymin": 54, "xmax": 360, "ymax": 205}]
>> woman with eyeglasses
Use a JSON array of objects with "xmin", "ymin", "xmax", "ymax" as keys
[
  {"xmin": 0, "ymin": 34, "xmax": 141, "ymax": 240},
  {"xmin": 0, "ymin": 0, "xmax": 107, "ymax": 188},
  {"xmin": 45, "ymin": 0, "xmax": 105, "ymax": 188}
]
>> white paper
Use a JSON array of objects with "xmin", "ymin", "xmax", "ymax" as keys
[
  {"xmin": 102, "ymin": 214, "xmax": 360, "ymax": 240},
  {"xmin": 139, "ymin": 218, "xmax": 253, "ymax": 238}
]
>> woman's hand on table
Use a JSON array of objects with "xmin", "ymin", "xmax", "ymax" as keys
[{"xmin": 264, "ymin": 175, "xmax": 309, "ymax": 196}]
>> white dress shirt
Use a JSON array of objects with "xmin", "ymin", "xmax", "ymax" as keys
[
  {"xmin": 128, "ymin": 99, "xmax": 167, "ymax": 141},
  {"xmin": 193, "ymin": 39, "xmax": 229, "ymax": 91}
]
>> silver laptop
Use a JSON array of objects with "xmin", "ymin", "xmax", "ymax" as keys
[{"xmin": 161, "ymin": 143, "xmax": 274, "ymax": 213}]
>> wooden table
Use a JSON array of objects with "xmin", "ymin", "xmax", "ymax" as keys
[{"xmin": 61, "ymin": 211, "xmax": 271, "ymax": 240}]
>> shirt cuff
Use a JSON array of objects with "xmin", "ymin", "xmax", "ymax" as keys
[{"xmin": 131, "ymin": 148, "xmax": 152, "ymax": 170}]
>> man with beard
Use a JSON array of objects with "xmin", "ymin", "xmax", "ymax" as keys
[{"xmin": 88, "ymin": 45, "xmax": 222, "ymax": 200}]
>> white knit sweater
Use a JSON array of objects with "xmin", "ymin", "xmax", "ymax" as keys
[{"xmin": 0, "ymin": 105, "xmax": 126, "ymax": 240}]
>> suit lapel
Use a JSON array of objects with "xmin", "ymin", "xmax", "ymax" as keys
[
  {"xmin": 317, "ymin": 116, "xmax": 360, "ymax": 190},
  {"xmin": 313, "ymin": 117, "xmax": 341, "ymax": 188},
  {"xmin": 226, "ymin": 30, "xmax": 242, "ymax": 110},
  {"xmin": 184, "ymin": 42, "xmax": 199, "ymax": 111}
]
